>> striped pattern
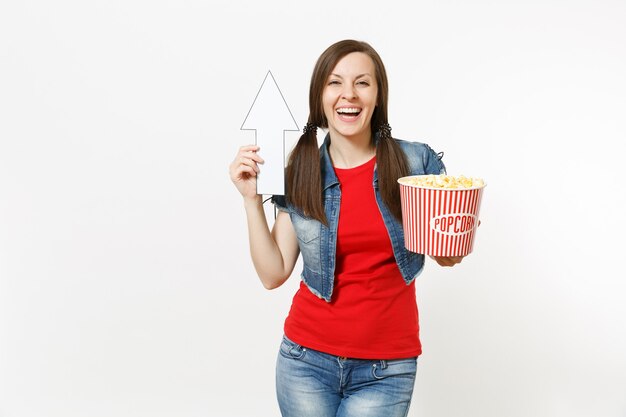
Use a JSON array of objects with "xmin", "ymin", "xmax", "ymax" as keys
[{"xmin": 400, "ymin": 184, "xmax": 485, "ymax": 257}]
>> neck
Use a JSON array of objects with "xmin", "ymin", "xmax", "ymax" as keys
[{"xmin": 328, "ymin": 132, "xmax": 375, "ymax": 169}]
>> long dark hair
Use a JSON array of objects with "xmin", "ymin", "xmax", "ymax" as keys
[{"xmin": 287, "ymin": 40, "xmax": 409, "ymax": 224}]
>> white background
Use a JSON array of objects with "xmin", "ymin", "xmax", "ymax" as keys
[{"xmin": 1, "ymin": 0, "xmax": 625, "ymax": 416}]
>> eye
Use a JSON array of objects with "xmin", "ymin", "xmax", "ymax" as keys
[
  {"xmin": 357, "ymin": 81, "xmax": 370, "ymax": 86},
  {"xmin": 328, "ymin": 80, "xmax": 341, "ymax": 86}
]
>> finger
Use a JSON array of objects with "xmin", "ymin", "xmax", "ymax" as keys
[
  {"xmin": 450, "ymin": 256, "xmax": 464, "ymax": 264},
  {"xmin": 440, "ymin": 256, "xmax": 463, "ymax": 266},
  {"xmin": 239, "ymin": 145, "xmax": 260, "ymax": 153},
  {"xmin": 441, "ymin": 259, "xmax": 454, "ymax": 267},
  {"xmin": 431, "ymin": 256, "xmax": 449, "ymax": 267},
  {"xmin": 237, "ymin": 156, "xmax": 260, "ymax": 173},
  {"xmin": 230, "ymin": 158, "xmax": 258, "ymax": 177},
  {"xmin": 429, "ymin": 255, "xmax": 442, "ymax": 266},
  {"xmin": 232, "ymin": 165, "xmax": 258, "ymax": 183},
  {"xmin": 242, "ymin": 150, "xmax": 265, "ymax": 164},
  {"xmin": 430, "ymin": 256, "xmax": 457, "ymax": 267}
]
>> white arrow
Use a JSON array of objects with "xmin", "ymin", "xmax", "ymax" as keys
[{"xmin": 241, "ymin": 70, "xmax": 299, "ymax": 196}]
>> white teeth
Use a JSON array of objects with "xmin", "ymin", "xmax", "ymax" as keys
[{"xmin": 337, "ymin": 108, "xmax": 361, "ymax": 114}]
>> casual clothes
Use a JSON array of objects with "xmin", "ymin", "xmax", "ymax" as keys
[{"xmin": 284, "ymin": 156, "xmax": 420, "ymax": 359}]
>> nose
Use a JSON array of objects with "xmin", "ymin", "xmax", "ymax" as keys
[{"xmin": 341, "ymin": 84, "xmax": 357, "ymax": 100}]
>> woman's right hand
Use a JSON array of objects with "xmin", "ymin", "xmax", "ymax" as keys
[{"xmin": 229, "ymin": 145, "xmax": 265, "ymax": 200}]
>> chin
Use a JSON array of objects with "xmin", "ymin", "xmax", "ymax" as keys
[{"xmin": 342, "ymin": 129, "xmax": 368, "ymax": 138}]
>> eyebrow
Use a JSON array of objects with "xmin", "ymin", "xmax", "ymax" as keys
[{"xmin": 329, "ymin": 73, "xmax": 372, "ymax": 79}]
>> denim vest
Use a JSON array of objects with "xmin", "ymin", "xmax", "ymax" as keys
[{"xmin": 272, "ymin": 134, "xmax": 445, "ymax": 302}]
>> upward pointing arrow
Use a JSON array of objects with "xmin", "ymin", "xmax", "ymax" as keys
[{"xmin": 241, "ymin": 71, "xmax": 299, "ymax": 196}]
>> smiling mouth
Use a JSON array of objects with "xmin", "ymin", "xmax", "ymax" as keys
[{"xmin": 336, "ymin": 107, "xmax": 362, "ymax": 118}]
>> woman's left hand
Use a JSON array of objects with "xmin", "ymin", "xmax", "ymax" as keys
[
  {"xmin": 430, "ymin": 220, "xmax": 480, "ymax": 267},
  {"xmin": 430, "ymin": 256, "xmax": 464, "ymax": 267}
]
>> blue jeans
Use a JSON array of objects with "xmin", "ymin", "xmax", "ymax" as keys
[{"xmin": 276, "ymin": 335, "xmax": 418, "ymax": 417}]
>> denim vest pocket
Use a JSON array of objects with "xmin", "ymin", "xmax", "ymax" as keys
[{"xmin": 290, "ymin": 212, "xmax": 322, "ymax": 274}]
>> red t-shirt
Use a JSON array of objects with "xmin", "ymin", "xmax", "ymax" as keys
[{"xmin": 284, "ymin": 156, "xmax": 421, "ymax": 359}]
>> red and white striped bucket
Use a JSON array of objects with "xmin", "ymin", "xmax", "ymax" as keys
[{"xmin": 398, "ymin": 176, "xmax": 486, "ymax": 257}]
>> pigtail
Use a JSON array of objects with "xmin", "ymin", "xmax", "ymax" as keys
[
  {"xmin": 286, "ymin": 122, "xmax": 327, "ymax": 225},
  {"xmin": 375, "ymin": 123, "xmax": 410, "ymax": 222}
]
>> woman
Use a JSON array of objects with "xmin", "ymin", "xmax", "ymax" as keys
[{"xmin": 229, "ymin": 39, "xmax": 465, "ymax": 417}]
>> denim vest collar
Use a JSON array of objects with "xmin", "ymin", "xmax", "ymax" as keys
[{"xmin": 320, "ymin": 132, "xmax": 382, "ymax": 191}]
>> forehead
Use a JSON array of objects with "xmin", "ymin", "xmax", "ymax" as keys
[{"xmin": 330, "ymin": 52, "xmax": 375, "ymax": 77}]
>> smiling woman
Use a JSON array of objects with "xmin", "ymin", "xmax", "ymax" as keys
[
  {"xmin": 229, "ymin": 39, "xmax": 464, "ymax": 417},
  {"xmin": 286, "ymin": 40, "xmax": 408, "ymax": 225}
]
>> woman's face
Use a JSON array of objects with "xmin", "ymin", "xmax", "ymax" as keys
[{"xmin": 322, "ymin": 52, "xmax": 378, "ymax": 142}]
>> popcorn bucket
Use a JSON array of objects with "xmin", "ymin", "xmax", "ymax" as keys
[{"xmin": 398, "ymin": 176, "xmax": 486, "ymax": 257}]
